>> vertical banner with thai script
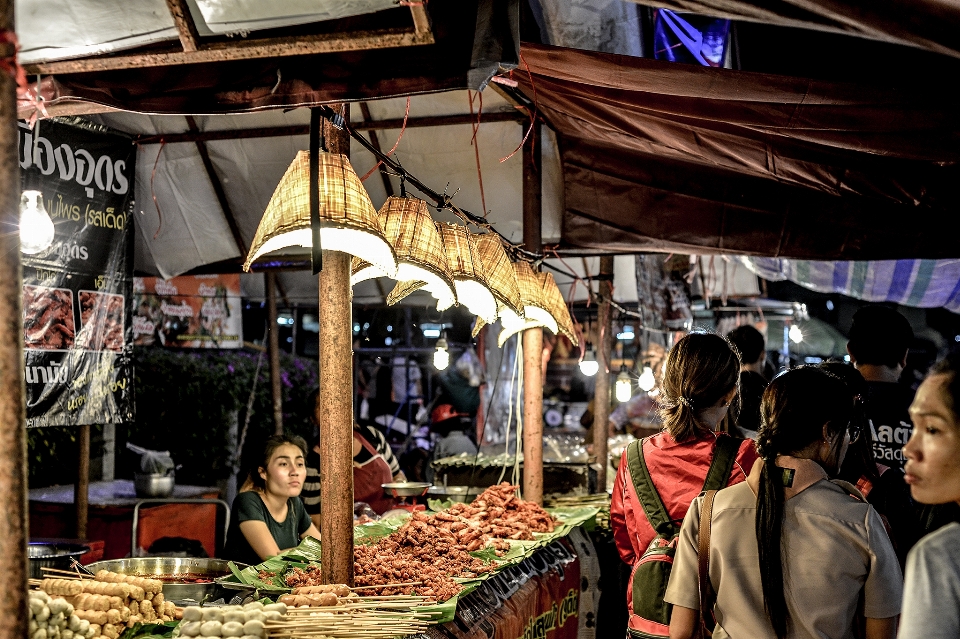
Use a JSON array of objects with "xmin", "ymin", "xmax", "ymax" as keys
[
  {"xmin": 18, "ymin": 118, "xmax": 136, "ymax": 427},
  {"xmin": 133, "ymin": 274, "xmax": 243, "ymax": 348}
]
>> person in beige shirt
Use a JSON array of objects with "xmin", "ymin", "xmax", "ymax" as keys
[{"xmin": 666, "ymin": 367, "xmax": 902, "ymax": 639}]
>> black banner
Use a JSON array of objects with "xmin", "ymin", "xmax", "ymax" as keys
[{"xmin": 18, "ymin": 118, "xmax": 136, "ymax": 427}]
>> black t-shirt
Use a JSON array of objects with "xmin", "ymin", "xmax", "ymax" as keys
[
  {"xmin": 735, "ymin": 370, "xmax": 767, "ymax": 435},
  {"xmin": 224, "ymin": 491, "xmax": 312, "ymax": 566},
  {"xmin": 865, "ymin": 381, "xmax": 916, "ymax": 471}
]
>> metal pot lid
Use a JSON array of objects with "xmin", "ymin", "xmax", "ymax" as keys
[{"xmin": 28, "ymin": 542, "xmax": 90, "ymax": 559}]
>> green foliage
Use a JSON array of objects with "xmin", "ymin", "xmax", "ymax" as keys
[
  {"xmin": 27, "ymin": 425, "xmax": 103, "ymax": 488},
  {"xmin": 26, "ymin": 347, "xmax": 320, "ymax": 489},
  {"xmin": 122, "ymin": 347, "xmax": 319, "ymax": 487}
]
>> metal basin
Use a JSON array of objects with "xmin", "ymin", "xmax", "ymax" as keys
[
  {"xmin": 134, "ymin": 473, "xmax": 175, "ymax": 498},
  {"xmin": 84, "ymin": 557, "xmax": 241, "ymax": 603},
  {"xmin": 28, "ymin": 542, "xmax": 90, "ymax": 580},
  {"xmin": 426, "ymin": 485, "xmax": 482, "ymax": 503},
  {"xmin": 382, "ymin": 482, "xmax": 431, "ymax": 498}
]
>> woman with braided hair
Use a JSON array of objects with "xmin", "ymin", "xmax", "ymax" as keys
[
  {"xmin": 665, "ymin": 366, "xmax": 902, "ymax": 639},
  {"xmin": 611, "ymin": 332, "xmax": 758, "ymax": 637}
]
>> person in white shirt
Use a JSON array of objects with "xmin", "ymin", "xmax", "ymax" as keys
[{"xmin": 898, "ymin": 353, "xmax": 960, "ymax": 639}]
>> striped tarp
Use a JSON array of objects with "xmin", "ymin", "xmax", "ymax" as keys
[{"xmin": 740, "ymin": 258, "xmax": 960, "ymax": 314}]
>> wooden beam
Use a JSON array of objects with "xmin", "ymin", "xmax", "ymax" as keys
[
  {"xmin": 318, "ymin": 106, "xmax": 355, "ymax": 587},
  {"xmin": 165, "ymin": 0, "xmax": 200, "ymax": 53},
  {"xmin": 358, "ymin": 102, "xmax": 395, "ymax": 199},
  {"xmin": 0, "ymin": 2, "xmax": 30, "ymax": 628},
  {"xmin": 75, "ymin": 425, "xmax": 90, "ymax": 538},
  {"xmin": 409, "ymin": 4, "xmax": 431, "ymax": 36},
  {"xmin": 266, "ymin": 273, "xmax": 284, "ymax": 436},
  {"xmin": 185, "ymin": 116, "xmax": 247, "ymax": 257},
  {"xmin": 24, "ymin": 27, "xmax": 433, "ymax": 75},
  {"xmin": 135, "ymin": 112, "xmax": 525, "ymax": 145},
  {"xmin": 594, "ymin": 256, "xmax": 614, "ymax": 491},
  {"xmin": 522, "ymin": 126, "xmax": 544, "ymax": 506}
]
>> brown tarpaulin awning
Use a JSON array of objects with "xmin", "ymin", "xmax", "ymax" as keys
[{"xmin": 516, "ymin": 43, "xmax": 960, "ymax": 259}]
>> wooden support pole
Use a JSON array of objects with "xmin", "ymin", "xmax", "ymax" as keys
[
  {"xmin": 266, "ymin": 272, "xmax": 284, "ymax": 435},
  {"xmin": 318, "ymin": 106, "xmax": 355, "ymax": 586},
  {"xmin": 75, "ymin": 425, "xmax": 90, "ymax": 538},
  {"xmin": 594, "ymin": 256, "xmax": 615, "ymax": 491},
  {"xmin": 521, "ymin": 124, "xmax": 544, "ymax": 505},
  {"xmin": 0, "ymin": 0, "xmax": 30, "ymax": 632}
]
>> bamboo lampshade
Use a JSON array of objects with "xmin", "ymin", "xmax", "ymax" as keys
[
  {"xmin": 497, "ymin": 260, "xmax": 558, "ymax": 347},
  {"xmin": 538, "ymin": 271, "xmax": 579, "ymax": 346},
  {"xmin": 350, "ymin": 196, "xmax": 456, "ymax": 310},
  {"xmin": 437, "ymin": 222, "xmax": 498, "ymax": 324},
  {"xmin": 474, "ymin": 234, "xmax": 524, "ymax": 320},
  {"xmin": 243, "ymin": 151, "xmax": 397, "ymax": 276}
]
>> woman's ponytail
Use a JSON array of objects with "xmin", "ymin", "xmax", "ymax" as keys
[
  {"xmin": 755, "ymin": 434, "xmax": 788, "ymax": 638},
  {"xmin": 753, "ymin": 367, "xmax": 852, "ymax": 639}
]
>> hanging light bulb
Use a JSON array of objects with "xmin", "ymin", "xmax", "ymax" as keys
[
  {"xmin": 579, "ymin": 345, "xmax": 599, "ymax": 377},
  {"xmin": 638, "ymin": 365, "xmax": 656, "ymax": 392},
  {"xmin": 19, "ymin": 190, "xmax": 55, "ymax": 255},
  {"xmin": 616, "ymin": 366, "xmax": 633, "ymax": 403},
  {"xmin": 789, "ymin": 323, "xmax": 803, "ymax": 344},
  {"xmin": 434, "ymin": 336, "xmax": 450, "ymax": 371}
]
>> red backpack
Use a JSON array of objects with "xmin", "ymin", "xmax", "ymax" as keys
[{"xmin": 625, "ymin": 436, "xmax": 740, "ymax": 639}]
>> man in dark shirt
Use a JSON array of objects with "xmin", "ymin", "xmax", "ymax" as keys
[
  {"xmin": 727, "ymin": 325, "xmax": 768, "ymax": 439},
  {"xmin": 846, "ymin": 305, "xmax": 960, "ymax": 553},
  {"xmin": 846, "ymin": 306, "xmax": 915, "ymax": 471}
]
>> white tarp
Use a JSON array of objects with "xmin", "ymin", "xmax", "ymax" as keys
[
  {"xmin": 15, "ymin": 0, "xmax": 393, "ymax": 63},
  {"xmin": 84, "ymin": 89, "xmax": 578, "ymax": 303}
]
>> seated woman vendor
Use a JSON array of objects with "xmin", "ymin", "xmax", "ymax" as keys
[{"xmin": 224, "ymin": 434, "xmax": 320, "ymax": 565}]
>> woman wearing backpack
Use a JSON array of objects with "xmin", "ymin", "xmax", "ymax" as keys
[
  {"xmin": 610, "ymin": 332, "xmax": 759, "ymax": 638},
  {"xmin": 665, "ymin": 367, "xmax": 902, "ymax": 639}
]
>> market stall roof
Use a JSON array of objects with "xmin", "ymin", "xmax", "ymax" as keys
[
  {"xmin": 16, "ymin": 0, "xmax": 960, "ymax": 308},
  {"xmin": 513, "ymin": 42, "xmax": 960, "ymax": 261}
]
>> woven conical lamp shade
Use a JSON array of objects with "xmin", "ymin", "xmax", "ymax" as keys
[
  {"xmin": 498, "ymin": 261, "xmax": 558, "ymax": 347},
  {"xmin": 474, "ymin": 234, "xmax": 524, "ymax": 321},
  {"xmin": 538, "ymin": 271, "xmax": 579, "ymax": 346},
  {"xmin": 243, "ymin": 151, "xmax": 397, "ymax": 276},
  {"xmin": 437, "ymin": 223, "xmax": 497, "ymax": 324},
  {"xmin": 350, "ymin": 197, "xmax": 456, "ymax": 310}
]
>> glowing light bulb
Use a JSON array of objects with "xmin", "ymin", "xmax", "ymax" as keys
[
  {"xmin": 616, "ymin": 367, "xmax": 633, "ymax": 403},
  {"xmin": 434, "ymin": 337, "xmax": 450, "ymax": 370},
  {"xmin": 638, "ymin": 365, "xmax": 656, "ymax": 392},
  {"xmin": 579, "ymin": 346, "xmax": 599, "ymax": 377},
  {"xmin": 19, "ymin": 190, "xmax": 55, "ymax": 255},
  {"xmin": 789, "ymin": 324, "xmax": 803, "ymax": 344}
]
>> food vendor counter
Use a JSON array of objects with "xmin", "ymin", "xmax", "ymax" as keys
[
  {"xmin": 415, "ymin": 537, "xmax": 584, "ymax": 639},
  {"xmin": 29, "ymin": 480, "xmax": 221, "ymax": 559}
]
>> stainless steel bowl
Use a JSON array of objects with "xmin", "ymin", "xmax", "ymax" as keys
[
  {"xmin": 382, "ymin": 482, "xmax": 432, "ymax": 497},
  {"xmin": 134, "ymin": 473, "xmax": 175, "ymax": 498},
  {"xmin": 426, "ymin": 485, "xmax": 482, "ymax": 503},
  {"xmin": 28, "ymin": 542, "xmax": 90, "ymax": 580},
  {"xmin": 84, "ymin": 557, "xmax": 240, "ymax": 603}
]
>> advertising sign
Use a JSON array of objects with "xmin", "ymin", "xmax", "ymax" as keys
[
  {"xmin": 133, "ymin": 274, "xmax": 243, "ymax": 349},
  {"xmin": 18, "ymin": 118, "xmax": 136, "ymax": 427}
]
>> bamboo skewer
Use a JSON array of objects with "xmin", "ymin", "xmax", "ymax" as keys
[
  {"xmin": 40, "ymin": 567, "xmax": 94, "ymax": 579},
  {"xmin": 349, "ymin": 581, "xmax": 422, "ymax": 590}
]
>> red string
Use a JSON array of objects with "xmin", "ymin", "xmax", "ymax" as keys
[
  {"xmin": 499, "ymin": 51, "xmax": 540, "ymax": 163},
  {"xmin": 361, "ymin": 96, "xmax": 410, "ymax": 182},
  {"xmin": 150, "ymin": 140, "xmax": 167, "ymax": 239},
  {"xmin": 468, "ymin": 90, "xmax": 488, "ymax": 217}
]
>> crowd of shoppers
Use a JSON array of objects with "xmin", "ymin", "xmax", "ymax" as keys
[{"xmin": 611, "ymin": 305, "xmax": 960, "ymax": 639}]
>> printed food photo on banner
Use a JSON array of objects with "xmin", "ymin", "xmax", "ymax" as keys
[{"xmin": 133, "ymin": 274, "xmax": 243, "ymax": 349}]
